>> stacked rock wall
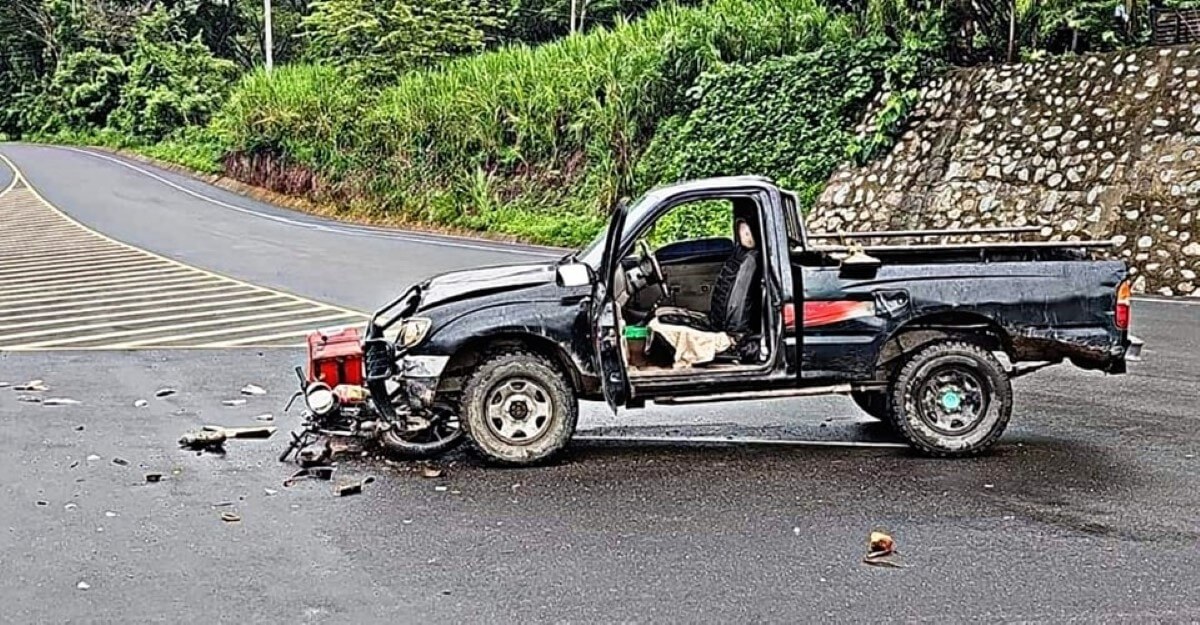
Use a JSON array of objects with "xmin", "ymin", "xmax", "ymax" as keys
[{"xmin": 811, "ymin": 45, "xmax": 1200, "ymax": 296}]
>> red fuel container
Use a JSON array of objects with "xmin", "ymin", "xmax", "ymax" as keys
[{"xmin": 306, "ymin": 326, "xmax": 365, "ymax": 387}]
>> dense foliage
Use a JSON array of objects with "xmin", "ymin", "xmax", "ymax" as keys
[{"xmin": 4, "ymin": 0, "xmax": 1198, "ymax": 244}]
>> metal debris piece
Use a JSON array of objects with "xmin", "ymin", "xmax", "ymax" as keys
[
  {"xmin": 421, "ymin": 467, "xmax": 444, "ymax": 479},
  {"xmin": 111, "ymin": 457, "xmax": 130, "ymax": 466},
  {"xmin": 64, "ymin": 503, "xmax": 78, "ymax": 511},
  {"xmin": 77, "ymin": 581, "xmax": 91, "ymax": 591},
  {"xmin": 434, "ymin": 486, "xmax": 448, "ymax": 492},
  {"xmin": 334, "ymin": 476, "xmax": 376, "ymax": 497},
  {"xmin": 212, "ymin": 501, "xmax": 235, "ymax": 508},
  {"xmin": 179, "ymin": 430, "xmax": 227, "ymax": 450},
  {"xmin": 17, "ymin": 395, "xmax": 43, "ymax": 403},
  {"xmin": 69, "ymin": 460, "xmax": 80, "ymax": 469},
  {"xmin": 221, "ymin": 512, "xmax": 241, "ymax": 523},
  {"xmin": 145, "ymin": 473, "xmax": 163, "ymax": 483},
  {"xmin": 105, "ymin": 511, "xmax": 117, "ymax": 518},
  {"xmin": 263, "ymin": 488, "xmax": 278, "ymax": 496},
  {"xmin": 283, "ymin": 466, "xmax": 337, "ymax": 487},
  {"xmin": 222, "ymin": 399, "xmax": 248, "ymax": 407},
  {"xmin": 254, "ymin": 413, "xmax": 274, "ymax": 422},
  {"xmin": 134, "ymin": 399, "xmax": 149, "ymax": 408},
  {"xmin": 35, "ymin": 500, "xmax": 49, "ymax": 506},
  {"xmin": 0, "ymin": 382, "xmax": 8, "ymax": 388},
  {"xmin": 43, "ymin": 398, "xmax": 81, "ymax": 406},
  {"xmin": 240, "ymin": 384, "xmax": 267, "ymax": 396},
  {"xmin": 201, "ymin": 425, "xmax": 276, "ymax": 439},
  {"xmin": 15, "ymin": 380, "xmax": 48, "ymax": 392},
  {"xmin": 74, "ymin": 425, "xmax": 85, "ymax": 431},
  {"xmin": 86, "ymin": 454, "xmax": 101, "ymax": 461},
  {"xmin": 154, "ymin": 388, "xmax": 177, "ymax": 398}
]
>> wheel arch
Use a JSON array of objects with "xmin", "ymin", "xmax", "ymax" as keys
[
  {"xmin": 875, "ymin": 311, "xmax": 1013, "ymax": 376},
  {"xmin": 439, "ymin": 331, "xmax": 593, "ymax": 397}
]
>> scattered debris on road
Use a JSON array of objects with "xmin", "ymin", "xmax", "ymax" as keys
[
  {"xmin": 264, "ymin": 488, "xmax": 278, "ymax": 496},
  {"xmin": 112, "ymin": 457, "xmax": 130, "ymax": 466},
  {"xmin": 221, "ymin": 512, "xmax": 241, "ymax": 523},
  {"xmin": 334, "ymin": 475, "xmax": 376, "ymax": 497},
  {"xmin": 43, "ymin": 398, "xmax": 82, "ymax": 406},
  {"xmin": 240, "ymin": 384, "xmax": 267, "ymax": 396},
  {"xmin": 64, "ymin": 503, "xmax": 77, "ymax": 511},
  {"xmin": 145, "ymin": 473, "xmax": 163, "ymax": 483},
  {"xmin": 0, "ymin": 382, "xmax": 9, "ymax": 388},
  {"xmin": 17, "ymin": 395, "xmax": 43, "ymax": 403},
  {"xmin": 222, "ymin": 399, "xmax": 248, "ymax": 407},
  {"xmin": 283, "ymin": 466, "xmax": 337, "ymax": 487},
  {"xmin": 155, "ymin": 388, "xmax": 177, "ymax": 398},
  {"xmin": 134, "ymin": 399, "xmax": 149, "ymax": 408},
  {"xmin": 77, "ymin": 581, "xmax": 91, "ymax": 591},
  {"xmin": 14, "ymin": 380, "xmax": 48, "ymax": 392},
  {"xmin": 35, "ymin": 500, "xmax": 48, "ymax": 507},
  {"xmin": 421, "ymin": 467, "xmax": 444, "ymax": 479},
  {"xmin": 74, "ymin": 425, "xmax": 85, "ymax": 431},
  {"xmin": 863, "ymin": 531, "xmax": 905, "ymax": 568},
  {"xmin": 86, "ymin": 454, "xmax": 101, "ymax": 462},
  {"xmin": 204, "ymin": 425, "xmax": 276, "ymax": 439},
  {"xmin": 434, "ymin": 486, "xmax": 448, "ymax": 492},
  {"xmin": 179, "ymin": 429, "xmax": 227, "ymax": 451},
  {"xmin": 254, "ymin": 413, "xmax": 274, "ymax": 422}
]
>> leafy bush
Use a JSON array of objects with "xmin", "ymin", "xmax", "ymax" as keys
[
  {"xmin": 109, "ymin": 9, "xmax": 238, "ymax": 140},
  {"xmin": 43, "ymin": 48, "xmax": 127, "ymax": 130}
]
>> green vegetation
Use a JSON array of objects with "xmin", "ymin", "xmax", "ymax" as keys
[{"xmin": 4, "ymin": 0, "xmax": 1197, "ymax": 246}]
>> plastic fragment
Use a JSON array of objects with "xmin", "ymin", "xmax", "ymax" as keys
[
  {"xmin": 254, "ymin": 413, "xmax": 274, "ymax": 422},
  {"xmin": 134, "ymin": 399, "xmax": 149, "ymax": 408},
  {"xmin": 222, "ymin": 399, "xmax": 247, "ymax": 407},
  {"xmin": 334, "ymin": 476, "xmax": 376, "ymax": 497},
  {"xmin": 154, "ymin": 388, "xmax": 177, "ymax": 398},
  {"xmin": 221, "ymin": 512, "xmax": 241, "ymax": 523},
  {"xmin": 14, "ymin": 380, "xmax": 48, "ymax": 392},
  {"xmin": 111, "ymin": 457, "xmax": 130, "ymax": 466},
  {"xmin": 145, "ymin": 473, "xmax": 163, "ymax": 483},
  {"xmin": 43, "ymin": 398, "xmax": 81, "ymax": 406},
  {"xmin": 421, "ymin": 467, "xmax": 444, "ymax": 479},
  {"xmin": 17, "ymin": 395, "xmax": 43, "ymax": 403},
  {"xmin": 77, "ymin": 581, "xmax": 90, "ymax": 591},
  {"xmin": 240, "ymin": 384, "xmax": 267, "ymax": 396}
]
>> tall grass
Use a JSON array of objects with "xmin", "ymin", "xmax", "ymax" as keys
[{"xmin": 216, "ymin": 0, "xmax": 862, "ymax": 244}]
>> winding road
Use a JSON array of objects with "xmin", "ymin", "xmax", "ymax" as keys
[{"xmin": 1, "ymin": 144, "xmax": 1198, "ymax": 622}]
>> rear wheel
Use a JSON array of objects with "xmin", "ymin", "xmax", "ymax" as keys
[
  {"xmin": 889, "ymin": 341, "xmax": 1012, "ymax": 457},
  {"xmin": 460, "ymin": 350, "xmax": 577, "ymax": 465}
]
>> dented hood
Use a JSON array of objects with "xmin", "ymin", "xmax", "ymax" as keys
[{"xmin": 418, "ymin": 262, "xmax": 559, "ymax": 309}]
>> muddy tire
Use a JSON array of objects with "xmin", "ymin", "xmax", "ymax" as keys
[
  {"xmin": 850, "ymin": 391, "xmax": 890, "ymax": 421},
  {"xmin": 460, "ymin": 350, "xmax": 577, "ymax": 466},
  {"xmin": 889, "ymin": 341, "xmax": 1012, "ymax": 457}
]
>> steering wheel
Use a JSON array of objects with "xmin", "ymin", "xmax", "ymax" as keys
[{"xmin": 637, "ymin": 240, "xmax": 666, "ymax": 287}]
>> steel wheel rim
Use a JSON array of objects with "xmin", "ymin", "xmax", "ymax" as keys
[
  {"xmin": 484, "ymin": 377, "xmax": 554, "ymax": 445},
  {"xmin": 916, "ymin": 365, "xmax": 989, "ymax": 436}
]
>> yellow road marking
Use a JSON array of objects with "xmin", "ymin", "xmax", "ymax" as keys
[
  {"xmin": 0, "ymin": 271, "xmax": 212, "ymax": 301},
  {"xmin": 0, "ymin": 242, "xmax": 116, "ymax": 262},
  {"xmin": 7, "ymin": 305, "xmax": 354, "ymax": 349},
  {"xmin": 105, "ymin": 312, "xmax": 359, "ymax": 348},
  {"xmin": 0, "ymin": 284, "xmax": 252, "ymax": 316},
  {"xmin": 0, "ymin": 293, "xmax": 286, "ymax": 327},
  {"xmin": 0, "ymin": 299, "xmax": 312, "ymax": 341},
  {"xmin": 0, "ymin": 258, "xmax": 166, "ymax": 283},
  {"xmin": 0, "ymin": 248, "xmax": 144, "ymax": 271},
  {"xmin": 0, "ymin": 275, "xmax": 224, "ymax": 307},
  {"xmin": 0, "ymin": 265, "xmax": 191, "ymax": 293},
  {"xmin": 200, "ymin": 328, "xmax": 329, "ymax": 347}
]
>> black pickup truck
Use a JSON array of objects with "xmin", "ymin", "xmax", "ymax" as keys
[{"xmin": 361, "ymin": 176, "xmax": 1142, "ymax": 465}]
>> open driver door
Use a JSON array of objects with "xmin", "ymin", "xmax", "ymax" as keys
[{"xmin": 591, "ymin": 200, "xmax": 630, "ymax": 414}]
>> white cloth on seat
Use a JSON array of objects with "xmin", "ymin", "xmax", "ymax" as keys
[{"xmin": 647, "ymin": 317, "xmax": 733, "ymax": 369}]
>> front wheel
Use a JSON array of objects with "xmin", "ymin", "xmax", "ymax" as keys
[
  {"xmin": 460, "ymin": 350, "xmax": 578, "ymax": 466},
  {"xmin": 370, "ymin": 381, "xmax": 465, "ymax": 459},
  {"xmin": 889, "ymin": 341, "xmax": 1012, "ymax": 457}
]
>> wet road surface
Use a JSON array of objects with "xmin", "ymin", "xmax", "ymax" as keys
[{"xmin": 1, "ymin": 144, "xmax": 1198, "ymax": 622}]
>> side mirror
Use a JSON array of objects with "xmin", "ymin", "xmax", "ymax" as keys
[{"xmin": 557, "ymin": 262, "xmax": 594, "ymax": 288}]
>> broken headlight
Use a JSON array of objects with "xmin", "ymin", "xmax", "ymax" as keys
[{"xmin": 396, "ymin": 317, "xmax": 432, "ymax": 348}]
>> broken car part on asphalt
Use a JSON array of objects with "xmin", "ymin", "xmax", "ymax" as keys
[
  {"xmin": 283, "ymin": 466, "xmax": 337, "ymax": 487},
  {"xmin": 334, "ymin": 475, "xmax": 376, "ymax": 497},
  {"xmin": 863, "ymin": 531, "xmax": 904, "ymax": 568}
]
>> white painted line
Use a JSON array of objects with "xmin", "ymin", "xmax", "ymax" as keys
[
  {"xmin": 0, "ymin": 222, "xmax": 78, "ymax": 237},
  {"xmin": 572, "ymin": 434, "xmax": 908, "ymax": 449},
  {"xmin": 0, "ymin": 299, "xmax": 312, "ymax": 341},
  {"xmin": 0, "ymin": 248, "xmax": 140, "ymax": 271},
  {"xmin": 0, "ymin": 264, "xmax": 186, "ymax": 292},
  {"xmin": 7, "ymin": 307, "xmax": 354, "ymax": 348},
  {"xmin": 63, "ymin": 146, "xmax": 563, "ymax": 258},
  {"xmin": 0, "ymin": 293, "xmax": 286, "ymax": 327},
  {"xmin": 200, "ymin": 327, "xmax": 336, "ymax": 347},
  {"xmin": 0, "ymin": 242, "xmax": 113, "ymax": 262},
  {"xmin": 0, "ymin": 266, "xmax": 194, "ymax": 297},
  {"xmin": 0, "ymin": 237, "xmax": 110, "ymax": 257},
  {"xmin": 0, "ymin": 257, "xmax": 163, "ymax": 282},
  {"xmin": 0, "ymin": 274, "xmax": 225, "ymax": 307},
  {"xmin": 0, "ymin": 283, "xmax": 252, "ymax": 315},
  {"xmin": 103, "ymin": 312, "xmax": 359, "ymax": 348}
]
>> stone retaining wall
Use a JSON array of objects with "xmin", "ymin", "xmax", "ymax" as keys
[{"xmin": 811, "ymin": 45, "xmax": 1200, "ymax": 296}]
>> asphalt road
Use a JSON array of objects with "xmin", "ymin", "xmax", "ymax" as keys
[{"xmin": 1, "ymin": 144, "xmax": 1199, "ymax": 623}]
